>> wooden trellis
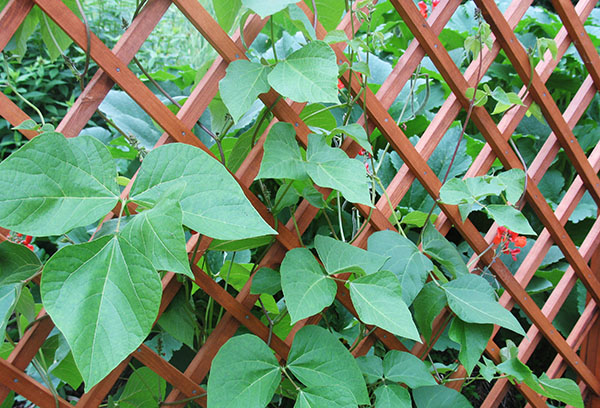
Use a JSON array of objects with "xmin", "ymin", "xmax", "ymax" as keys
[{"xmin": 0, "ymin": 0, "xmax": 599, "ymax": 406}]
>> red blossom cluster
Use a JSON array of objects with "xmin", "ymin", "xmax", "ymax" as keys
[
  {"xmin": 338, "ymin": 79, "xmax": 345, "ymax": 90},
  {"xmin": 357, "ymin": 148, "xmax": 371, "ymax": 158},
  {"xmin": 494, "ymin": 226, "xmax": 527, "ymax": 261},
  {"xmin": 418, "ymin": 0, "xmax": 441, "ymax": 19},
  {"xmin": 13, "ymin": 233, "xmax": 34, "ymax": 251}
]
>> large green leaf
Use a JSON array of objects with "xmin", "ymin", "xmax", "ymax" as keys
[
  {"xmin": 220, "ymin": 60, "xmax": 271, "ymax": 123},
  {"xmin": 257, "ymin": 122, "xmax": 308, "ymax": 180},
  {"xmin": 422, "ymin": 222, "xmax": 468, "ymax": 278},
  {"xmin": 129, "ymin": 143, "xmax": 276, "ymax": 240},
  {"xmin": 413, "ymin": 386, "xmax": 472, "ymax": 408},
  {"xmin": 485, "ymin": 205, "xmax": 535, "ymax": 235},
  {"xmin": 0, "ymin": 132, "xmax": 120, "ymax": 236},
  {"xmin": 287, "ymin": 325, "xmax": 369, "ymax": 405},
  {"xmin": 41, "ymin": 235, "xmax": 162, "ymax": 390},
  {"xmin": 119, "ymin": 367, "xmax": 166, "ymax": 408},
  {"xmin": 280, "ymin": 248, "xmax": 336, "ymax": 324},
  {"xmin": 367, "ymin": 230, "xmax": 433, "ymax": 305},
  {"xmin": 373, "ymin": 384, "xmax": 411, "ymax": 408},
  {"xmin": 448, "ymin": 319, "xmax": 493, "ymax": 376},
  {"xmin": 443, "ymin": 275, "xmax": 525, "ymax": 335},
  {"xmin": 268, "ymin": 41, "xmax": 339, "ymax": 104},
  {"xmin": 382, "ymin": 350, "xmax": 436, "ymax": 388},
  {"xmin": 412, "ymin": 282, "xmax": 447, "ymax": 341},
  {"xmin": 306, "ymin": 133, "xmax": 371, "ymax": 206},
  {"xmin": 157, "ymin": 290, "xmax": 196, "ymax": 348},
  {"xmin": 356, "ymin": 355, "xmax": 383, "ymax": 384},
  {"xmin": 349, "ymin": 271, "xmax": 420, "ymax": 341},
  {"xmin": 303, "ymin": 0, "xmax": 345, "ymax": 32},
  {"xmin": 294, "ymin": 386, "xmax": 356, "ymax": 408},
  {"xmin": 207, "ymin": 334, "xmax": 280, "ymax": 408},
  {"xmin": 242, "ymin": 0, "xmax": 297, "ymax": 17},
  {"xmin": 121, "ymin": 192, "xmax": 192, "ymax": 278},
  {"xmin": 314, "ymin": 235, "xmax": 388, "ymax": 275}
]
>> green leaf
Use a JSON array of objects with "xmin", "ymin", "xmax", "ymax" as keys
[
  {"xmin": 287, "ymin": 5, "xmax": 317, "ymax": 41},
  {"xmin": 448, "ymin": 319, "xmax": 493, "ymax": 376},
  {"xmin": 439, "ymin": 178, "xmax": 472, "ymax": 205},
  {"xmin": 213, "ymin": 0, "xmax": 241, "ymax": 32},
  {"xmin": 497, "ymin": 354, "xmax": 544, "ymax": 394},
  {"xmin": 367, "ymin": 230, "xmax": 433, "ymax": 305},
  {"xmin": 303, "ymin": 0, "xmax": 345, "ymax": 32},
  {"xmin": 300, "ymin": 104, "xmax": 337, "ymax": 131},
  {"xmin": 324, "ymin": 30, "xmax": 348, "ymax": 44},
  {"xmin": 0, "ymin": 240, "xmax": 41, "ymax": 285},
  {"xmin": 220, "ymin": 60, "xmax": 271, "ymax": 123},
  {"xmin": 208, "ymin": 236, "xmax": 274, "ymax": 252},
  {"xmin": 382, "ymin": 350, "xmax": 436, "ymax": 388},
  {"xmin": 0, "ymin": 284, "xmax": 21, "ymax": 341},
  {"xmin": 0, "ymin": 132, "xmax": 120, "ymax": 236},
  {"xmin": 37, "ymin": 1, "xmax": 81, "ymax": 60},
  {"xmin": 207, "ymin": 334, "xmax": 281, "ymax": 408},
  {"xmin": 119, "ymin": 367, "xmax": 166, "ymax": 408},
  {"xmin": 422, "ymin": 222, "xmax": 469, "ymax": 278},
  {"xmin": 349, "ymin": 271, "xmax": 420, "ymax": 341},
  {"xmin": 251, "ymin": 267, "xmax": 281, "ymax": 295},
  {"xmin": 443, "ymin": 275, "xmax": 525, "ymax": 335},
  {"xmin": 120, "ymin": 191, "xmax": 192, "ymax": 278},
  {"xmin": 485, "ymin": 205, "xmax": 535, "ymax": 235},
  {"xmin": 41, "ymin": 235, "xmax": 162, "ymax": 390},
  {"xmin": 538, "ymin": 373, "xmax": 584, "ymax": 408},
  {"xmin": 268, "ymin": 41, "xmax": 340, "ymax": 104},
  {"xmin": 373, "ymin": 384, "xmax": 411, "ymax": 408},
  {"xmin": 356, "ymin": 355, "xmax": 383, "ymax": 384},
  {"xmin": 307, "ymin": 133, "xmax": 371, "ymax": 205},
  {"xmin": 280, "ymin": 248, "xmax": 336, "ymax": 324},
  {"xmin": 130, "ymin": 143, "xmax": 276, "ymax": 240},
  {"xmin": 315, "ymin": 235, "xmax": 388, "ymax": 275},
  {"xmin": 257, "ymin": 122, "xmax": 308, "ymax": 180},
  {"xmin": 413, "ymin": 385, "xmax": 473, "ymax": 408},
  {"xmin": 294, "ymin": 385, "xmax": 356, "ymax": 408},
  {"xmin": 157, "ymin": 290, "xmax": 196, "ymax": 348},
  {"xmin": 288, "ymin": 325, "xmax": 369, "ymax": 405},
  {"xmin": 241, "ymin": 0, "xmax": 297, "ymax": 17},
  {"xmin": 413, "ymin": 282, "xmax": 447, "ymax": 341},
  {"xmin": 331, "ymin": 124, "xmax": 372, "ymax": 154},
  {"xmin": 496, "ymin": 169, "xmax": 525, "ymax": 205}
]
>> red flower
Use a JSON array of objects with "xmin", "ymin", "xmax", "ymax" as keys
[
  {"xmin": 418, "ymin": 1, "xmax": 428, "ymax": 18},
  {"xmin": 513, "ymin": 235, "xmax": 527, "ymax": 248},
  {"xmin": 338, "ymin": 79, "xmax": 345, "ymax": 90},
  {"xmin": 23, "ymin": 235, "xmax": 32, "ymax": 245},
  {"xmin": 25, "ymin": 244, "xmax": 34, "ymax": 251},
  {"xmin": 510, "ymin": 248, "xmax": 521, "ymax": 261},
  {"xmin": 432, "ymin": 0, "xmax": 440, "ymax": 9},
  {"xmin": 494, "ymin": 226, "xmax": 527, "ymax": 261}
]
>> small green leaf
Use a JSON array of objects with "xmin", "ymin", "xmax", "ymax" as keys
[
  {"xmin": 12, "ymin": 119, "xmax": 38, "ymax": 131},
  {"xmin": 315, "ymin": 235, "xmax": 388, "ymax": 275},
  {"xmin": 368, "ymin": 230, "xmax": 433, "ymax": 305},
  {"xmin": 349, "ymin": 271, "xmax": 420, "ymax": 341},
  {"xmin": 422, "ymin": 222, "xmax": 469, "ymax": 278},
  {"xmin": 41, "ymin": 235, "xmax": 162, "ymax": 390},
  {"xmin": 0, "ymin": 240, "xmax": 42, "ymax": 285},
  {"xmin": 383, "ymin": 350, "xmax": 436, "ymax": 388},
  {"xmin": 443, "ymin": 274, "xmax": 525, "ymax": 335},
  {"xmin": 268, "ymin": 41, "xmax": 340, "ymax": 104},
  {"xmin": 130, "ymin": 143, "xmax": 276, "ymax": 240},
  {"xmin": 464, "ymin": 87, "xmax": 488, "ymax": 106},
  {"xmin": 413, "ymin": 282, "xmax": 447, "ymax": 341},
  {"xmin": 257, "ymin": 122, "xmax": 308, "ymax": 180},
  {"xmin": 538, "ymin": 373, "xmax": 584, "ymax": 408},
  {"xmin": 373, "ymin": 384, "xmax": 411, "ymax": 408},
  {"xmin": 324, "ymin": 30, "xmax": 348, "ymax": 44},
  {"xmin": 280, "ymin": 248, "xmax": 336, "ymax": 324},
  {"xmin": 331, "ymin": 124, "xmax": 372, "ymax": 154},
  {"xmin": 250, "ymin": 267, "xmax": 281, "ymax": 295},
  {"xmin": 288, "ymin": 325, "xmax": 369, "ymax": 405},
  {"xmin": 485, "ymin": 204, "xmax": 535, "ymax": 235},
  {"xmin": 448, "ymin": 319, "xmax": 493, "ymax": 376},
  {"xmin": 241, "ymin": 0, "xmax": 297, "ymax": 17},
  {"xmin": 120, "ymin": 191, "xmax": 193, "ymax": 278},
  {"xmin": 119, "ymin": 367, "xmax": 166, "ymax": 408},
  {"xmin": 0, "ymin": 133, "xmax": 120, "ymax": 236},
  {"xmin": 0, "ymin": 284, "xmax": 21, "ymax": 341},
  {"xmin": 157, "ymin": 290, "xmax": 196, "ymax": 348},
  {"xmin": 220, "ymin": 60, "xmax": 271, "ymax": 123},
  {"xmin": 356, "ymin": 355, "xmax": 383, "ymax": 384},
  {"xmin": 207, "ymin": 334, "xmax": 281, "ymax": 408},
  {"xmin": 413, "ymin": 385, "xmax": 473, "ymax": 408},
  {"xmin": 294, "ymin": 385, "xmax": 356, "ymax": 408},
  {"xmin": 439, "ymin": 178, "xmax": 473, "ymax": 205},
  {"xmin": 496, "ymin": 169, "xmax": 525, "ymax": 204},
  {"xmin": 306, "ymin": 133, "xmax": 371, "ymax": 206}
]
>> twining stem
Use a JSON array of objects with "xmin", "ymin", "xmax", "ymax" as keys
[
  {"xmin": 270, "ymin": 18, "xmax": 278, "ymax": 62},
  {"xmin": 373, "ymin": 176, "xmax": 405, "ymax": 237},
  {"xmin": 336, "ymin": 192, "xmax": 346, "ymax": 242},
  {"xmin": 1, "ymin": 53, "xmax": 46, "ymax": 126}
]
